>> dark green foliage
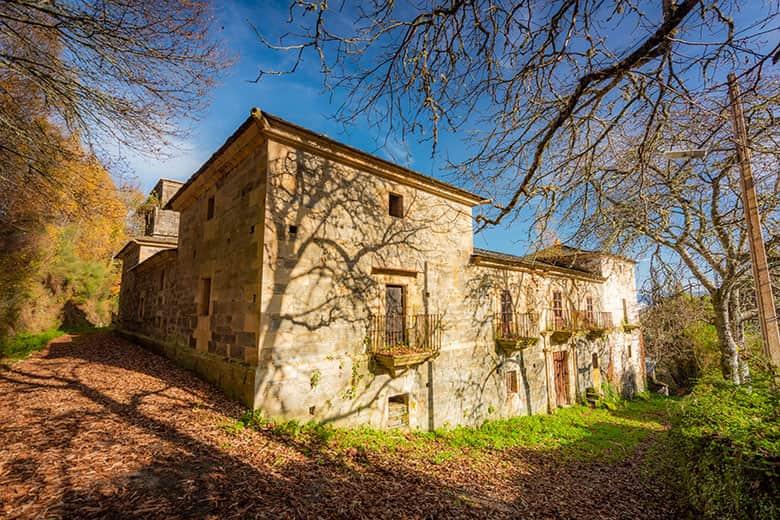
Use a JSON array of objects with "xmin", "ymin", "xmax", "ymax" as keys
[{"xmin": 669, "ymin": 372, "xmax": 779, "ymax": 519}]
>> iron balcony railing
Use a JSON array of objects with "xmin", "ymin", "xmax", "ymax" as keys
[
  {"xmin": 494, "ymin": 312, "xmax": 539, "ymax": 340},
  {"xmin": 576, "ymin": 310, "xmax": 613, "ymax": 331},
  {"xmin": 367, "ymin": 314, "xmax": 442, "ymax": 355},
  {"xmin": 545, "ymin": 308, "xmax": 575, "ymax": 332}
]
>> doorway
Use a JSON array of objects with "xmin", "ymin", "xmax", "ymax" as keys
[
  {"xmin": 553, "ymin": 351, "xmax": 570, "ymax": 407},
  {"xmin": 500, "ymin": 289, "xmax": 514, "ymax": 337},
  {"xmin": 385, "ymin": 285, "xmax": 406, "ymax": 346}
]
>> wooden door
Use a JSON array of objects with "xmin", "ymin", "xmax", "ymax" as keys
[
  {"xmin": 553, "ymin": 351, "xmax": 570, "ymax": 406},
  {"xmin": 500, "ymin": 290, "xmax": 514, "ymax": 337},
  {"xmin": 385, "ymin": 285, "xmax": 406, "ymax": 346}
]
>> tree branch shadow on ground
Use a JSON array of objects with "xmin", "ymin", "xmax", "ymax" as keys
[{"xmin": 0, "ymin": 332, "xmax": 680, "ymax": 519}]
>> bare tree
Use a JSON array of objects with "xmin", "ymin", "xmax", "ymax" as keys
[
  {"xmin": 257, "ymin": 1, "xmax": 778, "ymax": 230},
  {"xmin": 573, "ymin": 81, "xmax": 780, "ymax": 382},
  {"xmin": 259, "ymin": 1, "xmax": 779, "ymax": 381},
  {"xmin": 0, "ymin": 0, "xmax": 228, "ymax": 218}
]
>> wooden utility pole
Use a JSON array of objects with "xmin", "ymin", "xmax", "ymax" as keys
[{"xmin": 727, "ymin": 73, "xmax": 780, "ymax": 369}]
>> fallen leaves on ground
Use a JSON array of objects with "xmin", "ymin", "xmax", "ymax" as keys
[{"xmin": 0, "ymin": 332, "xmax": 681, "ymax": 519}]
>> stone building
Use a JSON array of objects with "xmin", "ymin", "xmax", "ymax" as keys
[{"xmin": 115, "ymin": 109, "xmax": 644, "ymax": 429}]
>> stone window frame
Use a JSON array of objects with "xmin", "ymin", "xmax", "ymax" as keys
[
  {"xmin": 388, "ymin": 192, "xmax": 404, "ymax": 218},
  {"xmin": 206, "ymin": 196, "xmax": 215, "ymax": 220}
]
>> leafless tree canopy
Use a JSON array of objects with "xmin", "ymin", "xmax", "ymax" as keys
[
  {"xmin": 259, "ymin": 0, "xmax": 778, "ymax": 230},
  {"xmin": 0, "ymin": 0, "xmax": 227, "ymax": 203}
]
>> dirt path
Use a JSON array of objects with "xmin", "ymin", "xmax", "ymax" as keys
[{"xmin": 0, "ymin": 332, "xmax": 680, "ymax": 519}]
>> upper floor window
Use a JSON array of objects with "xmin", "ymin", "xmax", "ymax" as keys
[
  {"xmin": 206, "ymin": 196, "xmax": 215, "ymax": 220},
  {"xmin": 389, "ymin": 193, "xmax": 403, "ymax": 218},
  {"xmin": 622, "ymin": 298, "xmax": 629, "ymax": 323},
  {"xmin": 586, "ymin": 296, "xmax": 594, "ymax": 320},
  {"xmin": 552, "ymin": 290, "xmax": 563, "ymax": 317}
]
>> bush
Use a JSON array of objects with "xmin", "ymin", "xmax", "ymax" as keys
[{"xmin": 669, "ymin": 371, "xmax": 779, "ymax": 519}]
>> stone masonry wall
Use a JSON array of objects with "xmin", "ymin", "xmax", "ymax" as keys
[
  {"xmin": 116, "ymin": 121, "xmax": 643, "ymax": 427},
  {"xmin": 255, "ymin": 139, "xmax": 477, "ymax": 428}
]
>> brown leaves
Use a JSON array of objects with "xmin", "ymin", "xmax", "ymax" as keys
[{"xmin": 0, "ymin": 332, "xmax": 680, "ymax": 519}]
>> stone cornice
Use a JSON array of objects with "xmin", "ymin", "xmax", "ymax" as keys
[
  {"xmin": 256, "ymin": 110, "xmax": 488, "ymax": 208},
  {"xmin": 469, "ymin": 254, "xmax": 605, "ymax": 283}
]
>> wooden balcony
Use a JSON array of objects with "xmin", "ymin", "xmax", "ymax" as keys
[
  {"xmin": 576, "ymin": 311, "xmax": 613, "ymax": 335},
  {"xmin": 367, "ymin": 314, "xmax": 442, "ymax": 375},
  {"xmin": 494, "ymin": 312, "xmax": 539, "ymax": 353},
  {"xmin": 545, "ymin": 309, "xmax": 575, "ymax": 332},
  {"xmin": 544, "ymin": 308, "xmax": 577, "ymax": 342}
]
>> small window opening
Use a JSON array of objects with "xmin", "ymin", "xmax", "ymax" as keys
[
  {"xmin": 387, "ymin": 394, "xmax": 409, "ymax": 428},
  {"xmin": 200, "ymin": 277, "xmax": 212, "ymax": 316},
  {"xmin": 627, "ymin": 344, "xmax": 632, "ymax": 358},
  {"xmin": 592, "ymin": 353, "xmax": 599, "ymax": 369},
  {"xmin": 206, "ymin": 196, "xmax": 215, "ymax": 220},
  {"xmin": 622, "ymin": 298, "xmax": 629, "ymax": 323},
  {"xmin": 249, "ymin": 224, "xmax": 255, "ymax": 234},
  {"xmin": 287, "ymin": 224, "xmax": 298, "ymax": 238},
  {"xmin": 506, "ymin": 370, "xmax": 519, "ymax": 394},
  {"xmin": 389, "ymin": 193, "xmax": 404, "ymax": 218}
]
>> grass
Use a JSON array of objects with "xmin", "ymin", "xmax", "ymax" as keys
[
  {"xmin": 230, "ymin": 396, "xmax": 673, "ymax": 463},
  {"xmin": 0, "ymin": 328, "xmax": 65, "ymax": 361}
]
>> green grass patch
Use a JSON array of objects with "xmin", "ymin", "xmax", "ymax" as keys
[
  {"xmin": 234, "ymin": 397, "xmax": 672, "ymax": 463},
  {"xmin": 428, "ymin": 398, "xmax": 669, "ymax": 461},
  {"xmin": 669, "ymin": 371, "xmax": 779, "ymax": 519},
  {"xmin": 0, "ymin": 328, "xmax": 64, "ymax": 361}
]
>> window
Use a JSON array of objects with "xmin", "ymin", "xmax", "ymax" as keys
[
  {"xmin": 206, "ymin": 196, "xmax": 215, "ymax": 220},
  {"xmin": 622, "ymin": 298, "xmax": 629, "ymax": 323},
  {"xmin": 388, "ymin": 394, "xmax": 409, "ymax": 428},
  {"xmin": 552, "ymin": 290, "xmax": 563, "ymax": 317},
  {"xmin": 200, "ymin": 277, "xmax": 212, "ymax": 316},
  {"xmin": 586, "ymin": 296, "xmax": 594, "ymax": 321},
  {"xmin": 287, "ymin": 224, "xmax": 298, "ymax": 238},
  {"xmin": 505, "ymin": 369, "xmax": 519, "ymax": 394},
  {"xmin": 389, "ymin": 193, "xmax": 404, "ymax": 218},
  {"xmin": 627, "ymin": 344, "xmax": 632, "ymax": 358},
  {"xmin": 592, "ymin": 353, "xmax": 599, "ymax": 369}
]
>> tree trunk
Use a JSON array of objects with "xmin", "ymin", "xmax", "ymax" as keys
[
  {"xmin": 729, "ymin": 288, "xmax": 750, "ymax": 384},
  {"xmin": 713, "ymin": 296, "xmax": 740, "ymax": 383}
]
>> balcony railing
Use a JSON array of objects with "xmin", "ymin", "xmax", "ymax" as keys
[
  {"xmin": 367, "ymin": 314, "xmax": 442, "ymax": 356},
  {"xmin": 576, "ymin": 311, "xmax": 613, "ymax": 331},
  {"xmin": 494, "ymin": 312, "xmax": 538, "ymax": 340},
  {"xmin": 545, "ymin": 308, "xmax": 575, "ymax": 332}
]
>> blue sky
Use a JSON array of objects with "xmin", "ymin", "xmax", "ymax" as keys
[
  {"xmin": 127, "ymin": 0, "xmax": 759, "ymax": 284},
  {"xmin": 127, "ymin": 1, "xmax": 536, "ymax": 257}
]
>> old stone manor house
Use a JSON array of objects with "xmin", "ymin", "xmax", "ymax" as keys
[{"xmin": 115, "ymin": 109, "xmax": 644, "ymax": 429}]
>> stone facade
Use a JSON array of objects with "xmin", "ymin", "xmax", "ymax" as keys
[
  {"xmin": 144, "ymin": 179, "xmax": 183, "ymax": 238},
  {"xmin": 115, "ymin": 109, "xmax": 644, "ymax": 429}
]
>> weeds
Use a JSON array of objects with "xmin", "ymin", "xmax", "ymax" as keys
[
  {"xmin": 231, "ymin": 397, "xmax": 671, "ymax": 463},
  {"xmin": 0, "ymin": 328, "xmax": 64, "ymax": 361}
]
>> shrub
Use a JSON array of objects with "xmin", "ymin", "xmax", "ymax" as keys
[{"xmin": 669, "ymin": 371, "xmax": 779, "ymax": 519}]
